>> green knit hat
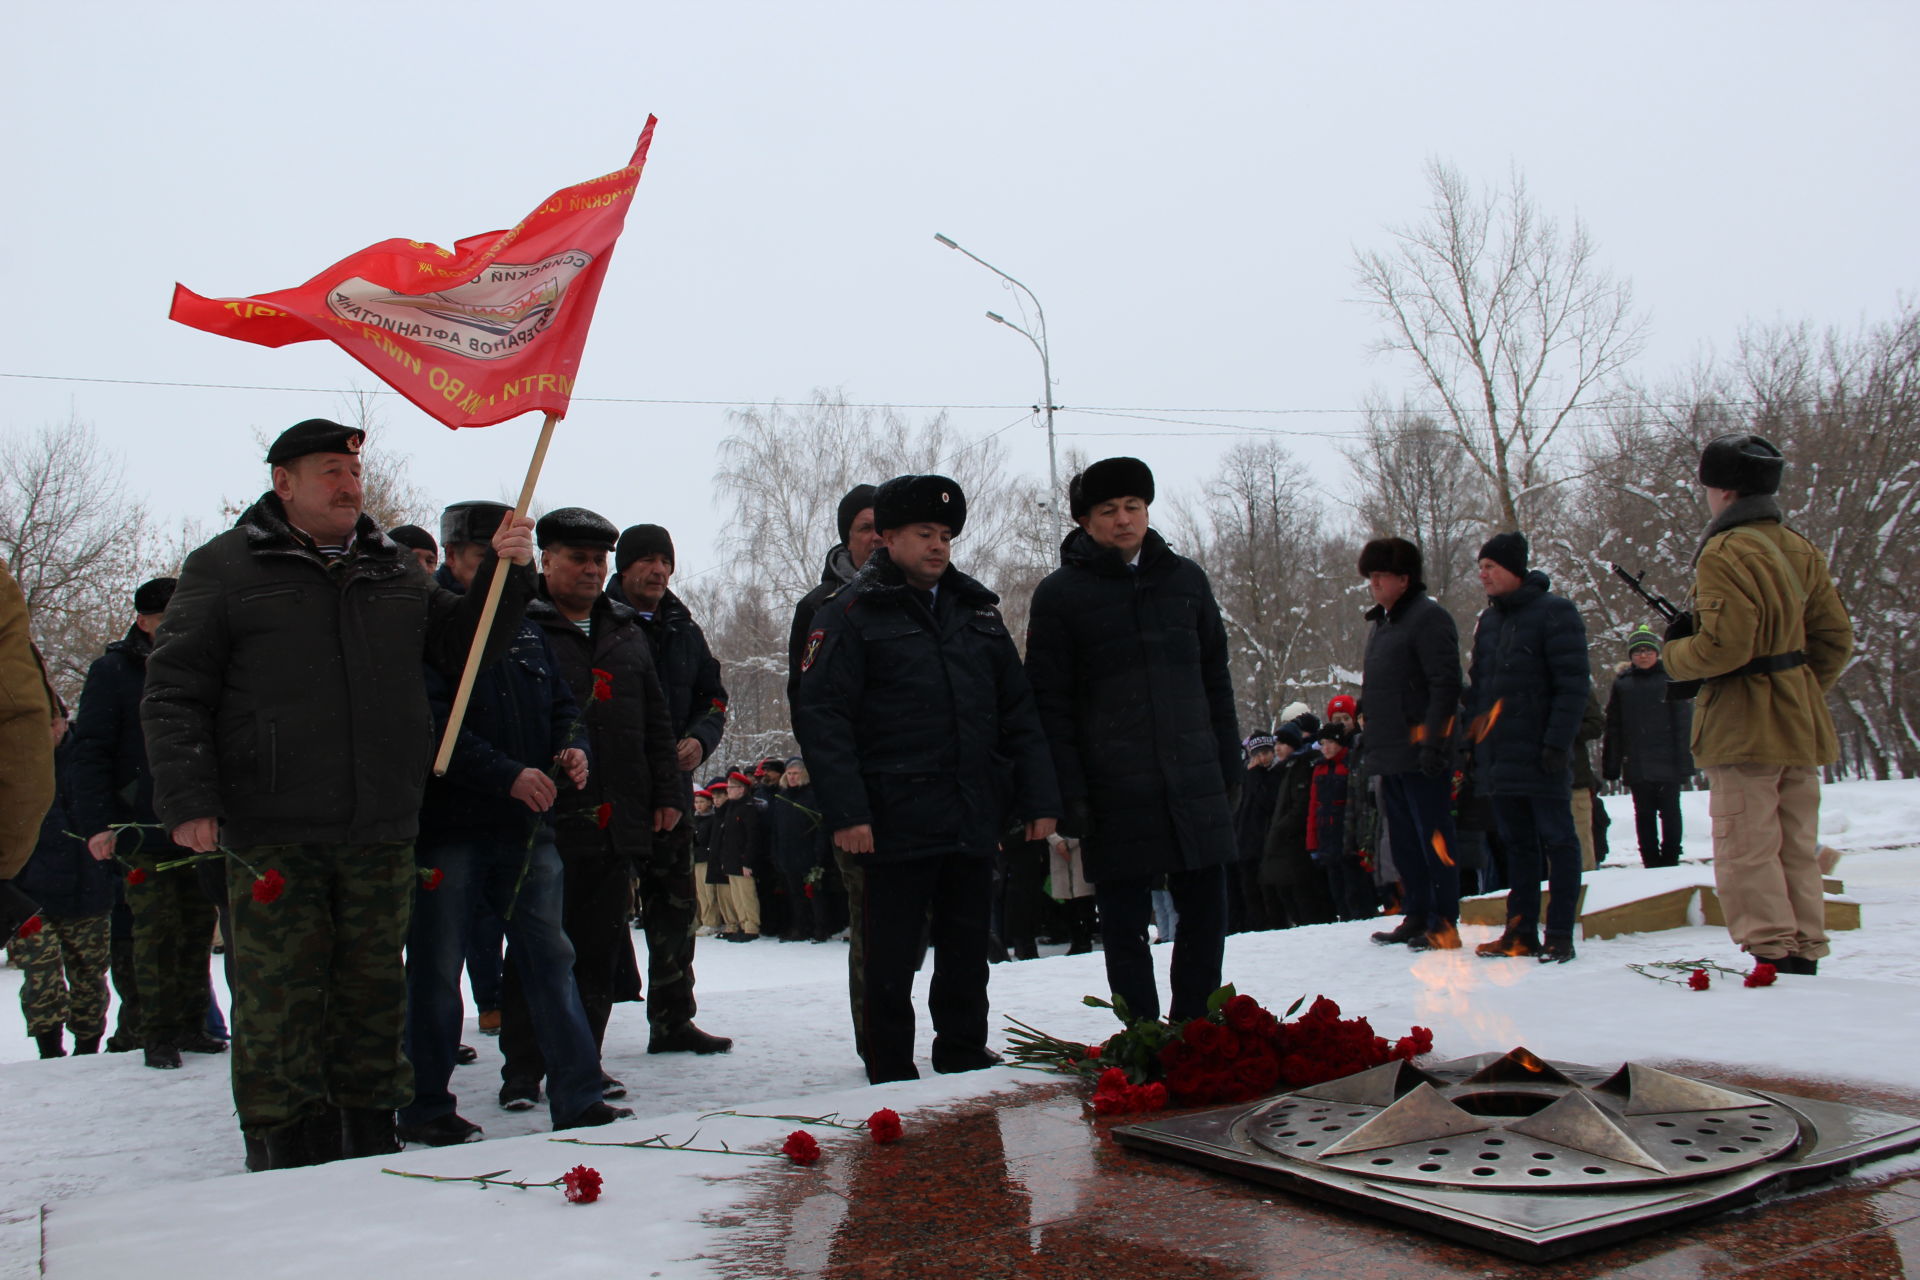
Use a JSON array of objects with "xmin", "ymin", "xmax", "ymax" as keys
[{"xmin": 1626, "ymin": 624, "xmax": 1662, "ymax": 655}]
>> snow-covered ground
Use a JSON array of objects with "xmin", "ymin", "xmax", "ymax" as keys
[{"xmin": 5, "ymin": 780, "xmax": 1918, "ymax": 1278}]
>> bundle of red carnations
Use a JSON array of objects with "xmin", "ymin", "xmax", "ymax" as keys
[{"xmin": 1006, "ymin": 985, "xmax": 1434, "ymax": 1115}]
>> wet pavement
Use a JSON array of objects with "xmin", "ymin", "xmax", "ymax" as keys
[{"xmin": 712, "ymin": 1066, "xmax": 1920, "ymax": 1278}]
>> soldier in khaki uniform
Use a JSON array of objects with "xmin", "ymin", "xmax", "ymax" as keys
[{"xmin": 1662, "ymin": 434, "xmax": 1853, "ymax": 975}]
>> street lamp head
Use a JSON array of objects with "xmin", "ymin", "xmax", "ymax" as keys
[
  {"xmin": 933, "ymin": 233, "xmax": 959, "ymax": 249},
  {"xmin": 986, "ymin": 311, "xmax": 1006, "ymax": 325}
]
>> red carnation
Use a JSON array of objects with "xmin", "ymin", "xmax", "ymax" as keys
[
  {"xmin": 867, "ymin": 1108, "xmax": 903, "ymax": 1144},
  {"xmin": 1687, "ymin": 969, "xmax": 1711, "ymax": 991},
  {"xmin": 561, "ymin": 1164, "xmax": 603, "ymax": 1204},
  {"xmin": 1097, "ymin": 1067, "xmax": 1129, "ymax": 1093},
  {"xmin": 252, "ymin": 869, "xmax": 286, "ymax": 904},
  {"xmin": 1084, "ymin": 1044, "xmax": 1102, "ymax": 1059},
  {"xmin": 590, "ymin": 669, "xmax": 614, "ymax": 702},
  {"xmin": 126, "ymin": 867, "xmax": 148, "ymax": 886},
  {"xmin": 1223, "ymin": 993, "xmax": 1265, "ymax": 1034},
  {"xmin": 420, "ymin": 867, "xmax": 445, "ymax": 891},
  {"xmin": 782, "ymin": 1130, "xmax": 821, "ymax": 1165},
  {"xmin": 595, "ymin": 803, "xmax": 613, "ymax": 830},
  {"xmin": 1181, "ymin": 1019, "xmax": 1222, "ymax": 1053},
  {"xmin": 1744, "ymin": 963, "xmax": 1778, "ymax": 988},
  {"xmin": 15, "ymin": 914, "xmax": 44, "ymax": 939}
]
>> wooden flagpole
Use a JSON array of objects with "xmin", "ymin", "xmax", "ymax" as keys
[{"xmin": 432, "ymin": 410, "xmax": 560, "ymax": 776}]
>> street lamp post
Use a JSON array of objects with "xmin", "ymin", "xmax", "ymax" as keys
[{"xmin": 933, "ymin": 233, "xmax": 1059, "ymax": 505}]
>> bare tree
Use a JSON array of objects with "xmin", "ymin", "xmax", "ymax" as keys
[
  {"xmin": 0, "ymin": 418, "xmax": 151, "ymax": 705},
  {"xmin": 1343, "ymin": 405, "xmax": 1491, "ymax": 622},
  {"xmin": 1354, "ymin": 160, "xmax": 1646, "ymax": 530}
]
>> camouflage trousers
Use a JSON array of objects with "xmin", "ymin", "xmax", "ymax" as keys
[
  {"xmin": 13, "ymin": 911, "xmax": 111, "ymax": 1040},
  {"xmin": 636, "ymin": 821, "xmax": 701, "ymax": 1031},
  {"xmin": 126, "ymin": 849, "xmax": 216, "ymax": 1044},
  {"xmin": 227, "ymin": 842, "xmax": 414, "ymax": 1135}
]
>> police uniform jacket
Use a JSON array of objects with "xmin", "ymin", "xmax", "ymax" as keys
[
  {"xmin": 1662, "ymin": 497, "xmax": 1853, "ymax": 768},
  {"xmin": 141, "ymin": 493, "xmax": 534, "ymax": 848},
  {"xmin": 419, "ymin": 564, "xmax": 587, "ymax": 847},
  {"xmin": 527, "ymin": 588, "xmax": 680, "ymax": 863},
  {"xmin": 1461, "ymin": 571, "xmax": 1591, "ymax": 799},
  {"xmin": 793, "ymin": 551, "xmax": 1060, "ymax": 863},
  {"xmin": 786, "ymin": 544, "xmax": 860, "ymax": 710},
  {"xmin": 1024, "ymin": 528, "xmax": 1239, "ymax": 882}
]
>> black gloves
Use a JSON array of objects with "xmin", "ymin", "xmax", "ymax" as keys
[
  {"xmin": 1418, "ymin": 744, "xmax": 1448, "ymax": 778},
  {"xmin": 1663, "ymin": 611, "xmax": 1696, "ymax": 643},
  {"xmin": 1059, "ymin": 797, "xmax": 1093, "ymax": 840},
  {"xmin": 1540, "ymin": 746, "xmax": 1569, "ymax": 776}
]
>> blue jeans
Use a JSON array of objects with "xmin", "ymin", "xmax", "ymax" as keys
[
  {"xmin": 1492, "ymin": 793, "xmax": 1583, "ymax": 937},
  {"xmin": 402, "ymin": 838, "xmax": 602, "ymax": 1127}
]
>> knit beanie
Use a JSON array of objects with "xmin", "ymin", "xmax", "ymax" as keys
[{"xmin": 1478, "ymin": 531, "xmax": 1528, "ymax": 578}]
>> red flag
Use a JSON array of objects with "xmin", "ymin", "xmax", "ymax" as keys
[{"xmin": 170, "ymin": 118, "xmax": 656, "ymax": 428}]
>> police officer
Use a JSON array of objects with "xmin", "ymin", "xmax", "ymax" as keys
[
  {"xmin": 794, "ymin": 474, "xmax": 1060, "ymax": 1084},
  {"xmin": 1661, "ymin": 434, "xmax": 1853, "ymax": 974},
  {"xmin": 606, "ymin": 523, "xmax": 732, "ymax": 1054},
  {"xmin": 141, "ymin": 418, "xmax": 537, "ymax": 1169}
]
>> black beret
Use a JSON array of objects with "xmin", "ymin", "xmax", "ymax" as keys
[
  {"xmin": 387, "ymin": 524, "xmax": 437, "ymax": 556},
  {"xmin": 836, "ymin": 484, "xmax": 878, "ymax": 545},
  {"xmin": 441, "ymin": 500, "xmax": 510, "ymax": 549},
  {"xmin": 535, "ymin": 506, "xmax": 618, "ymax": 551},
  {"xmin": 1070, "ymin": 456, "xmax": 1155, "ymax": 519},
  {"xmin": 133, "ymin": 577, "xmax": 177, "ymax": 615},
  {"xmin": 873, "ymin": 474, "xmax": 966, "ymax": 536},
  {"xmin": 1357, "ymin": 537, "xmax": 1423, "ymax": 581},
  {"xmin": 616, "ymin": 523, "xmax": 675, "ymax": 572},
  {"xmin": 1477, "ymin": 531, "xmax": 1528, "ymax": 578},
  {"xmin": 266, "ymin": 418, "xmax": 364, "ymax": 467},
  {"xmin": 1699, "ymin": 433, "xmax": 1785, "ymax": 495}
]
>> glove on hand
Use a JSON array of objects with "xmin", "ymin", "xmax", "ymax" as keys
[
  {"xmin": 1418, "ymin": 744, "xmax": 1448, "ymax": 778},
  {"xmin": 1540, "ymin": 746, "xmax": 1569, "ymax": 776},
  {"xmin": 1663, "ymin": 611, "xmax": 1696, "ymax": 643}
]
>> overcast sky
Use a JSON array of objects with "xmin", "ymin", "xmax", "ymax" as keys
[{"xmin": 5, "ymin": 2, "xmax": 1915, "ymax": 583}]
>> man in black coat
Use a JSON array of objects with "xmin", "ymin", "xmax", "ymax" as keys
[
  {"xmin": 1231, "ymin": 733, "xmax": 1282, "ymax": 932},
  {"xmin": 606, "ymin": 522, "xmax": 732, "ymax": 1054},
  {"xmin": 1356, "ymin": 537, "xmax": 1465, "ymax": 952},
  {"xmin": 69, "ymin": 577, "xmax": 225, "ymax": 1071},
  {"xmin": 499, "ymin": 507, "xmax": 683, "ymax": 1109},
  {"xmin": 1602, "ymin": 625, "xmax": 1694, "ymax": 867},
  {"xmin": 402, "ymin": 501, "xmax": 621, "ymax": 1145},
  {"xmin": 141, "ymin": 418, "xmax": 536, "ymax": 1169},
  {"xmin": 1025, "ymin": 457, "xmax": 1241, "ymax": 1024},
  {"xmin": 1461, "ymin": 533, "xmax": 1592, "ymax": 963},
  {"xmin": 795, "ymin": 474, "xmax": 1060, "ymax": 1084}
]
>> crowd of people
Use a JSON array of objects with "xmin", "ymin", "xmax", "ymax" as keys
[{"xmin": 0, "ymin": 420, "xmax": 1853, "ymax": 1170}]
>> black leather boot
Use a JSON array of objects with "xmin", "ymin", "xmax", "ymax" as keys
[
  {"xmin": 36, "ymin": 1031, "xmax": 65, "ymax": 1059},
  {"xmin": 340, "ymin": 1108, "xmax": 400, "ymax": 1159}
]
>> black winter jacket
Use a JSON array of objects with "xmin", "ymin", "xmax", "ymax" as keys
[
  {"xmin": 1359, "ymin": 592, "xmax": 1462, "ymax": 778},
  {"xmin": 1461, "ymin": 571, "xmax": 1592, "ymax": 798},
  {"xmin": 67, "ymin": 625, "xmax": 170, "ymax": 851},
  {"xmin": 1024, "ymin": 529, "xmax": 1240, "ymax": 882},
  {"xmin": 142, "ymin": 494, "xmax": 534, "ymax": 847},
  {"xmin": 419, "ymin": 566, "xmax": 586, "ymax": 847},
  {"xmin": 769, "ymin": 784, "xmax": 829, "ymax": 875},
  {"xmin": 608, "ymin": 580, "xmax": 728, "ymax": 810},
  {"xmin": 1233, "ymin": 764, "xmax": 1283, "ymax": 865},
  {"xmin": 786, "ymin": 544, "xmax": 862, "ymax": 710},
  {"xmin": 1259, "ymin": 749, "xmax": 1319, "ymax": 888},
  {"xmin": 18, "ymin": 739, "xmax": 115, "ymax": 919},
  {"xmin": 527, "ymin": 588, "xmax": 680, "ymax": 863},
  {"xmin": 1602, "ymin": 661, "xmax": 1696, "ymax": 784},
  {"xmin": 793, "ymin": 551, "xmax": 1059, "ymax": 863},
  {"xmin": 708, "ymin": 796, "xmax": 768, "ymax": 881}
]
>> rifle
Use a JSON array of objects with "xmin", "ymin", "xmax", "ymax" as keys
[{"xmin": 1607, "ymin": 563, "xmax": 1699, "ymax": 702}]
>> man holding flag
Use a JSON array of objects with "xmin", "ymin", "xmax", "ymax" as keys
[{"xmin": 142, "ymin": 419, "xmax": 536, "ymax": 1170}]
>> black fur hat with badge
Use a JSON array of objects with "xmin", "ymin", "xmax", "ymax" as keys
[{"xmin": 873, "ymin": 475, "xmax": 967, "ymax": 536}]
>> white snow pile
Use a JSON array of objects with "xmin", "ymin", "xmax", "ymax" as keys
[{"xmin": 4, "ymin": 780, "xmax": 1918, "ymax": 1278}]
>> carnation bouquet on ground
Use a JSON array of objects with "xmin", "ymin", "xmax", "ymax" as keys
[{"xmin": 1005, "ymin": 985, "xmax": 1434, "ymax": 1115}]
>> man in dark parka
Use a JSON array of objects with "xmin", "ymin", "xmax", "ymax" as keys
[
  {"xmin": 1461, "ymin": 532, "xmax": 1592, "ymax": 963},
  {"xmin": 795, "ymin": 474, "xmax": 1060, "ymax": 1084},
  {"xmin": 1025, "ymin": 457, "xmax": 1241, "ymax": 1023},
  {"xmin": 141, "ymin": 418, "xmax": 536, "ymax": 1169},
  {"xmin": 1602, "ymin": 625, "xmax": 1694, "ymax": 867},
  {"xmin": 1356, "ymin": 537, "xmax": 1465, "ymax": 951}
]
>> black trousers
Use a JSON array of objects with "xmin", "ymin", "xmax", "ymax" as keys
[
  {"xmin": 1095, "ymin": 863, "xmax": 1228, "ymax": 1024},
  {"xmin": 858, "ymin": 852, "xmax": 992, "ymax": 1085},
  {"xmin": 1630, "ymin": 781, "xmax": 1684, "ymax": 866}
]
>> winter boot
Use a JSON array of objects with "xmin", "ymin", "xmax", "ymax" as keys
[
  {"xmin": 599, "ymin": 1072, "xmax": 627, "ymax": 1100},
  {"xmin": 144, "ymin": 1039, "xmax": 182, "ymax": 1070},
  {"xmin": 1537, "ymin": 933, "xmax": 1577, "ymax": 964},
  {"xmin": 454, "ymin": 1043, "xmax": 478, "ymax": 1065},
  {"xmin": 35, "ymin": 1030, "xmax": 65, "ymax": 1059},
  {"xmin": 341, "ymin": 1108, "xmax": 401, "ymax": 1159},
  {"xmin": 500, "ymin": 1078, "xmax": 541, "ymax": 1111},
  {"xmin": 1407, "ymin": 922, "xmax": 1462, "ymax": 952},
  {"xmin": 648, "ymin": 1022, "xmax": 733, "ymax": 1055},
  {"xmin": 932, "ymin": 1044, "xmax": 1004, "ymax": 1075},
  {"xmin": 395, "ymin": 1112, "xmax": 481, "ymax": 1148},
  {"xmin": 1776, "ymin": 955, "xmax": 1819, "ymax": 976},
  {"xmin": 553, "ymin": 1101, "xmax": 634, "ymax": 1131},
  {"xmin": 1370, "ymin": 916, "xmax": 1424, "ymax": 947},
  {"xmin": 72, "ymin": 1036, "xmax": 100, "ymax": 1055},
  {"xmin": 1475, "ymin": 928, "xmax": 1540, "ymax": 959},
  {"xmin": 175, "ymin": 1029, "xmax": 229, "ymax": 1054}
]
